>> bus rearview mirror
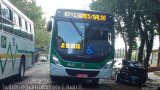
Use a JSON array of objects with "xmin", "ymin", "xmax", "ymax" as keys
[{"xmin": 47, "ymin": 21, "xmax": 52, "ymax": 32}]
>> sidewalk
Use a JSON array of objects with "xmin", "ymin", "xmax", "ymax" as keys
[{"xmin": 147, "ymin": 71, "xmax": 160, "ymax": 84}]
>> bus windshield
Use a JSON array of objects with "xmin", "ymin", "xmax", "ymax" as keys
[{"xmin": 54, "ymin": 20, "xmax": 112, "ymax": 62}]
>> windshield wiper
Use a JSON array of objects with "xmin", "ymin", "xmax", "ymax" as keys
[{"xmin": 71, "ymin": 22, "xmax": 83, "ymax": 36}]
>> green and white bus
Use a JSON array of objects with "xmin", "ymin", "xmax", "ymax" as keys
[
  {"xmin": 0, "ymin": 0, "xmax": 35, "ymax": 80},
  {"xmin": 47, "ymin": 9, "xmax": 114, "ymax": 85}
]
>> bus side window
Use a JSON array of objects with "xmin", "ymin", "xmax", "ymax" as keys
[
  {"xmin": 30, "ymin": 25, "xmax": 33, "ymax": 41},
  {"xmin": 13, "ymin": 12, "xmax": 21, "ymax": 37},
  {"xmin": 19, "ymin": 16, "xmax": 22, "ymax": 27},
  {"xmin": 1, "ymin": 3, "xmax": 10, "ymax": 20},
  {"xmin": 1, "ymin": 3, "xmax": 13, "ymax": 33},
  {"xmin": 0, "ymin": 3, "xmax": 2, "ymax": 30},
  {"xmin": 28, "ymin": 23, "xmax": 30, "ymax": 32},
  {"xmin": 28, "ymin": 23, "xmax": 32, "ymax": 41},
  {"xmin": 25, "ymin": 21, "xmax": 31, "ymax": 40},
  {"xmin": 25, "ymin": 21, "xmax": 28, "ymax": 31},
  {"xmin": 13, "ymin": 12, "xmax": 19, "ymax": 25},
  {"xmin": 29, "ymin": 24, "xmax": 32, "ymax": 32},
  {"xmin": 9, "ymin": 9, "xmax": 13, "ymax": 21},
  {"xmin": 21, "ymin": 18, "xmax": 26, "ymax": 30}
]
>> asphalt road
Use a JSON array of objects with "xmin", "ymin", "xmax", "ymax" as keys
[{"xmin": 0, "ymin": 62, "xmax": 149, "ymax": 90}]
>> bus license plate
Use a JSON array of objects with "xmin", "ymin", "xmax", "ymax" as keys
[{"xmin": 77, "ymin": 74, "xmax": 88, "ymax": 78}]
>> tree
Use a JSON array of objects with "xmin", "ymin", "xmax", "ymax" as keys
[
  {"xmin": 135, "ymin": 0, "xmax": 159, "ymax": 70},
  {"xmin": 152, "ymin": 0, "xmax": 160, "ymax": 66},
  {"xmin": 9, "ymin": 0, "xmax": 50, "ymax": 52}
]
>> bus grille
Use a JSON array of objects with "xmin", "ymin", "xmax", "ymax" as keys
[{"xmin": 65, "ymin": 69, "xmax": 99, "ymax": 77}]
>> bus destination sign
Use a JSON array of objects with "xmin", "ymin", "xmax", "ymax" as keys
[
  {"xmin": 55, "ymin": 10, "xmax": 111, "ymax": 22},
  {"xmin": 64, "ymin": 12, "xmax": 107, "ymax": 21}
]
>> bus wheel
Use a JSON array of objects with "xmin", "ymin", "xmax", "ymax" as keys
[
  {"xmin": 91, "ymin": 79, "xmax": 99, "ymax": 86},
  {"xmin": 50, "ymin": 76, "xmax": 62, "ymax": 84},
  {"xmin": 17, "ymin": 60, "xmax": 25, "ymax": 80}
]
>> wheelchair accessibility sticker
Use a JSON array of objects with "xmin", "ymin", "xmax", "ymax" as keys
[{"xmin": 86, "ymin": 46, "xmax": 94, "ymax": 55}]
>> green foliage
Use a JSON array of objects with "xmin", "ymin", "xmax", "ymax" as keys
[{"xmin": 9, "ymin": 0, "xmax": 50, "ymax": 52}]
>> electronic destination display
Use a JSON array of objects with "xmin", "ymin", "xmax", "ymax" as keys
[{"xmin": 55, "ymin": 9, "xmax": 112, "ymax": 22}]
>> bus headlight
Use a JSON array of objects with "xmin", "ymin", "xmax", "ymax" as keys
[
  {"xmin": 103, "ymin": 60, "xmax": 113, "ymax": 69},
  {"xmin": 52, "ymin": 56, "xmax": 62, "ymax": 66}
]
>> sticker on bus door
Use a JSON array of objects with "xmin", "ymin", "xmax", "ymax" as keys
[{"xmin": 86, "ymin": 46, "xmax": 94, "ymax": 55}]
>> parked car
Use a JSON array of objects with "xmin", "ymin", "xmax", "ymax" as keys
[
  {"xmin": 39, "ymin": 55, "xmax": 47, "ymax": 62},
  {"xmin": 115, "ymin": 60, "xmax": 147, "ymax": 85}
]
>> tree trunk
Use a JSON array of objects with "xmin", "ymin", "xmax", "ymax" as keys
[
  {"xmin": 158, "ymin": 36, "xmax": 160, "ymax": 66},
  {"xmin": 138, "ymin": 38, "xmax": 145, "ymax": 63},
  {"xmin": 122, "ymin": 34, "xmax": 128, "ymax": 59},
  {"xmin": 157, "ymin": 33, "xmax": 160, "ymax": 66},
  {"xmin": 144, "ymin": 33, "xmax": 154, "ymax": 80},
  {"xmin": 144, "ymin": 47, "xmax": 152, "ymax": 70},
  {"xmin": 144, "ymin": 31, "xmax": 154, "ymax": 70},
  {"xmin": 135, "ymin": 11, "xmax": 146, "ymax": 63},
  {"xmin": 124, "ymin": 40, "xmax": 128, "ymax": 59},
  {"xmin": 126, "ymin": 40, "xmax": 133, "ymax": 60},
  {"xmin": 157, "ymin": 23, "xmax": 160, "ymax": 66},
  {"xmin": 125, "ymin": 9, "xmax": 135, "ymax": 60}
]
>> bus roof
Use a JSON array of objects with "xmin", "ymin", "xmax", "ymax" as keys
[
  {"xmin": 56, "ymin": 9, "xmax": 112, "ymax": 15},
  {"xmin": 1, "ymin": 0, "xmax": 33, "ymax": 24}
]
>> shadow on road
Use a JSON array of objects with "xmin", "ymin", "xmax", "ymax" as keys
[{"xmin": 0, "ymin": 76, "xmax": 29, "ymax": 89}]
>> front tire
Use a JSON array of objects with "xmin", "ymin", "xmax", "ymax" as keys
[
  {"xmin": 17, "ymin": 61, "xmax": 25, "ymax": 80},
  {"xmin": 91, "ymin": 79, "xmax": 99, "ymax": 86},
  {"xmin": 50, "ymin": 76, "xmax": 63, "ymax": 84}
]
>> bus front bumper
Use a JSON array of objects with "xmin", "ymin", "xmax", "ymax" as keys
[{"xmin": 50, "ymin": 64, "xmax": 112, "ymax": 79}]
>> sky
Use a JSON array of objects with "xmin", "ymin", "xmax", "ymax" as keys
[{"xmin": 36, "ymin": 0, "xmax": 92, "ymax": 20}]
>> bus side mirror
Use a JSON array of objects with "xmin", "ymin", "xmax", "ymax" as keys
[{"xmin": 47, "ymin": 21, "xmax": 52, "ymax": 32}]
